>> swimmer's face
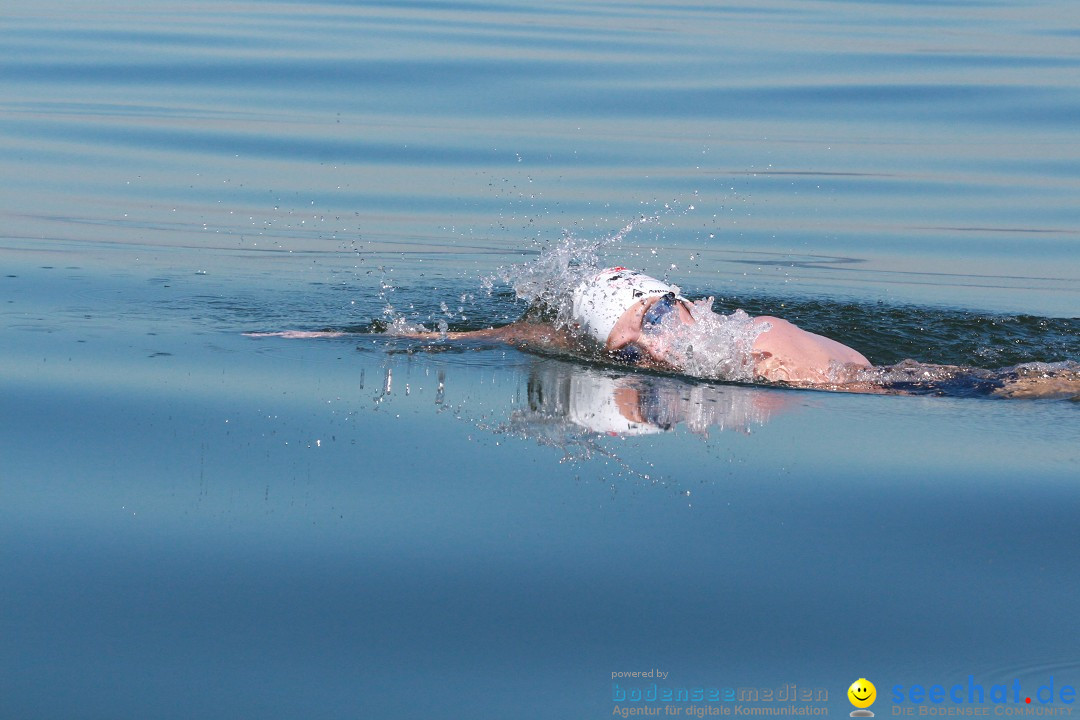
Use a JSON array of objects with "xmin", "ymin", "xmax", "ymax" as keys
[{"xmin": 606, "ymin": 294, "xmax": 695, "ymax": 365}]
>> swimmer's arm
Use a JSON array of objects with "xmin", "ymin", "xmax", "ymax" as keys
[{"xmin": 400, "ymin": 321, "xmax": 581, "ymax": 351}]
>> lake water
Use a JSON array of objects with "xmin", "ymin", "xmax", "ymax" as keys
[{"xmin": 1, "ymin": 1, "xmax": 1078, "ymax": 718}]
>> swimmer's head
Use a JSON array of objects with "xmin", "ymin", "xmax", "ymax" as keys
[{"xmin": 571, "ymin": 267, "xmax": 683, "ymax": 347}]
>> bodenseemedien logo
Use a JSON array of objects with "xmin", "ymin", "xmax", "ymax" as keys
[{"xmin": 849, "ymin": 678, "xmax": 877, "ymax": 717}]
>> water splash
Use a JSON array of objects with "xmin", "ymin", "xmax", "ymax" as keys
[
  {"xmin": 640, "ymin": 302, "xmax": 766, "ymax": 382},
  {"xmin": 381, "ymin": 310, "xmax": 433, "ymax": 336},
  {"xmin": 485, "ymin": 219, "xmax": 646, "ymax": 331}
]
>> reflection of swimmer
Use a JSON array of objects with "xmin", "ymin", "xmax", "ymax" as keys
[
  {"xmin": 528, "ymin": 366, "xmax": 664, "ymax": 436},
  {"xmin": 519, "ymin": 360, "xmax": 792, "ymax": 436}
]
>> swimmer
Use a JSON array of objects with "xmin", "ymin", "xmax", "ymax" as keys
[
  {"xmin": 426, "ymin": 266, "xmax": 872, "ymax": 387},
  {"xmin": 248, "ymin": 265, "xmax": 1078, "ymax": 398}
]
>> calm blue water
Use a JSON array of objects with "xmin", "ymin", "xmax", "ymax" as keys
[{"xmin": 1, "ymin": 1, "xmax": 1078, "ymax": 718}]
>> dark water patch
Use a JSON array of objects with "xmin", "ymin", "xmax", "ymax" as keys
[
  {"xmin": 472, "ymin": 81, "xmax": 1080, "ymax": 127},
  {"xmin": 845, "ymin": 51, "xmax": 1080, "ymax": 71},
  {"xmin": 7, "ymin": 57, "xmax": 619, "ymax": 89},
  {"xmin": 6, "ymin": 27, "xmax": 286, "ymax": 52},
  {"xmin": 1, "ymin": 118, "xmax": 518, "ymax": 166},
  {"xmin": 911, "ymin": 225, "xmax": 1070, "ymax": 235},
  {"xmin": 713, "ymin": 295, "xmax": 1079, "ymax": 368}
]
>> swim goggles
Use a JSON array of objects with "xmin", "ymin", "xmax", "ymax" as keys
[
  {"xmin": 642, "ymin": 292, "xmax": 680, "ymax": 333},
  {"xmin": 612, "ymin": 293, "xmax": 681, "ymax": 364}
]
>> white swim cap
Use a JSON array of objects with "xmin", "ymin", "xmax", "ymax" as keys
[{"xmin": 571, "ymin": 267, "xmax": 681, "ymax": 345}]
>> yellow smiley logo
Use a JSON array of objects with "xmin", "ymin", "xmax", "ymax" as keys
[{"xmin": 848, "ymin": 678, "xmax": 877, "ymax": 709}]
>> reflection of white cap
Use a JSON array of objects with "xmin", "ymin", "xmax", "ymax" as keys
[
  {"xmin": 567, "ymin": 373, "xmax": 782, "ymax": 436},
  {"xmin": 567, "ymin": 372, "xmax": 665, "ymax": 436},
  {"xmin": 571, "ymin": 267, "xmax": 681, "ymax": 345},
  {"xmin": 521, "ymin": 360, "xmax": 785, "ymax": 438}
]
